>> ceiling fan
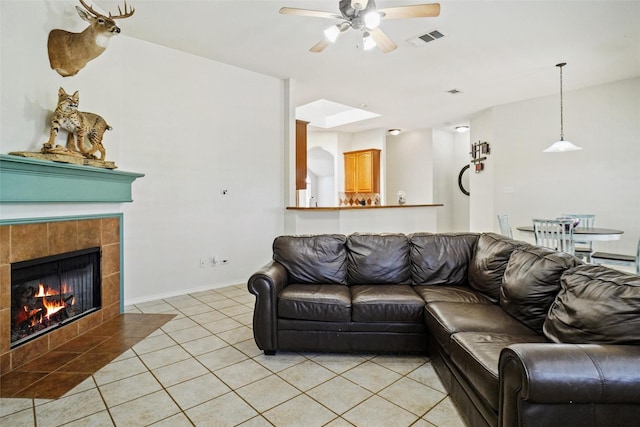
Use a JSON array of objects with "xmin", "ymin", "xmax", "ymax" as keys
[{"xmin": 280, "ymin": 0, "xmax": 440, "ymax": 53}]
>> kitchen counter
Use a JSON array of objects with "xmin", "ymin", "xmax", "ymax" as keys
[
  {"xmin": 286, "ymin": 204, "xmax": 443, "ymax": 211},
  {"xmin": 284, "ymin": 204, "xmax": 444, "ymax": 235}
]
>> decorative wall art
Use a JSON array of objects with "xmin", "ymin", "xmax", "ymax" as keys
[
  {"xmin": 10, "ymin": 88, "xmax": 116, "ymax": 169},
  {"xmin": 458, "ymin": 164, "xmax": 470, "ymax": 196},
  {"xmin": 470, "ymin": 141, "xmax": 490, "ymax": 173},
  {"xmin": 47, "ymin": 0, "xmax": 135, "ymax": 77}
]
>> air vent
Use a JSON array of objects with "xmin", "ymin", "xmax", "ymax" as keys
[
  {"xmin": 407, "ymin": 30, "xmax": 445, "ymax": 47},
  {"xmin": 419, "ymin": 30, "xmax": 444, "ymax": 43}
]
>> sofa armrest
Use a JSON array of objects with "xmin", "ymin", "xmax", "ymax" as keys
[
  {"xmin": 247, "ymin": 260, "xmax": 288, "ymax": 354},
  {"xmin": 499, "ymin": 343, "xmax": 640, "ymax": 426}
]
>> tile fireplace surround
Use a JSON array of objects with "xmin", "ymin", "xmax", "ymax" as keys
[
  {"xmin": 0, "ymin": 155, "xmax": 149, "ymax": 398},
  {"xmin": 1, "ymin": 217, "xmax": 123, "ymax": 379}
]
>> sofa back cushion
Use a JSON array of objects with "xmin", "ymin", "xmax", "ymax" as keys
[
  {"xmin": 543, "ymin": 265, "xmax": 640, "ymax": 344},
  {"xmin": 347, "ymin": 233, "xmax": 411, "ymax": 284},
  {"xmin": 468, "ymin": 233, "xmax": 525, "ymax": 302},
  {"xmin": 500, "ymin": 245, "xmax": 581, "ymax": 332},
  {"xmin": 273, "ymin": 234, "xmax": 347, "ymax": 284},
  {"xmin": 410, "ymin": 233, "xmax": 480, "ymax": 286}
]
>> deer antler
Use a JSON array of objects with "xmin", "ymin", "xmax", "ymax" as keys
[
  {"xmin": 110, "ymin": 1, "xmax": 135, "ymax": 19},
  {"xmin": 78, "ymin": 0, "xmax": 101, "ymax": 17},
  {"xmin": 77, "ymin": 0, "xmax": 135, "ymax": 19}
]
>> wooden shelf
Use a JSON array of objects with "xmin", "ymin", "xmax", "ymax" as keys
[{"xmin": 0, "ymin": 154, "xmax": 144, "ymax": 203}]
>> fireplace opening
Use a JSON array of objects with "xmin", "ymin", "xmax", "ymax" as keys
[{"xmin": 10, "ymin": 247, "xmax": 101, "ymax": 348}]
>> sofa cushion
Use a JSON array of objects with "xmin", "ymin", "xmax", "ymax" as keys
[
  {"xmin": 278, "ymin": 284, "xmax": 351, "ymax": 322},
  {"xmin": 413, "ymin": 285, "xmax": 492, "ymax": 304},
  {"xmin": 409, "ymin": 233, "xmax": 479, "ymax": 285},
  {"xmin": 347, "ymin": 233, "xmax": 411, "ymax": 284},
  {"xmin": 468, "ymin": 233, "xmax": 525, "ymax": 302},
  {"xmin": 273, "ymin": 234, "xmax": 347, "ymax": 284},
  {"xmin": 543, "ymin": 265, "xmax": 640, "ymax": 344},
  {"xmin": 351, "ymin": 285, "xmax": 424, "ymax": 322},
  {"xmin": 500, "ymin": 245, "xmax": 582, "ymax": 333},
  {"xmin": 424, "ymin": 302, "xmax": 538, "ymax": 354},
  {"xmin": 450, "ymin": 332, "xmax": 549, "ymax": 412}
]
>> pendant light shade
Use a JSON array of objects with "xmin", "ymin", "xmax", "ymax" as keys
[
  {"xmin": 543, "ymin": 139, "xmax": 582, "ymax": 153},
  {"xmin": 543, "ymin": 62, "xmax": 582, "ymax": 153}
]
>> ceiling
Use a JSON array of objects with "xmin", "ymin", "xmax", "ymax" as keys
[{"xmin": 96, "ymin": 0, "xmax": 640, "ymax": 133}]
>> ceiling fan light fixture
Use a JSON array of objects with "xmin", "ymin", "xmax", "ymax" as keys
[
  {"xmin": 364, "ymin": 11, "xmax": 381, "ymax": 29},
  {"xmin": 363, "ymin": 32, "xmax": 376, "ymax": 50},
  {"xmin": 283, "ymin": 0, "xmax": 439, "ymax": 54},
  {"xmin": 351, "ymin": 0, "xmax": 369, "ymax": 11},
  {"xmin": 324, "ymin": 24, "xmax": 341, "ymax": 43}
]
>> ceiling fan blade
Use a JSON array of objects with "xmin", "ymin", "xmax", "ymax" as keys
[
  {"xmin": 379, "ymin": 3, "xmax": 441, "ymax": 19},
  {"xmin": 279, "ymin": 7, "xmax": 340, "ymax": 19},
  {"xmin": 369, "ymin": 27, "xmax": 397, "ymax": 53},
  {"xmin": 310, "ymin": 39, "xmax": 331, "ymax": 53}
]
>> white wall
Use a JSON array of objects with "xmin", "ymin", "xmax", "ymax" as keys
[
  {"xmin": 469, "ymin": 109, "xmax": 496, "ymax": 232},
  {"xmin": 385, "ymin": 130, "xmax": 433, "ymax": 205},
  {"xmin": 349, "ymin": 128, "xmax": 385, "ymax": 152},
  {"xmin": 472, "ymin": 77, "xmax": 640, "ymax": 254},
  {"xmin": 451, "ymin": 132, "xmax": 471, "ymax": 231},
  {"xmin": 308, "ymin": 129, "xmax": 389, "ymax": 205},
  {"xmin": 307, "ymin": 131, "xmax": 340, "ymax": 206},
  {"xmin": 1, "ymin": 1, "xmax": 285, "ymax": 304},
  {"xmin": 432, "ymin": 129, "xmax": 453, "ymax": 231}
]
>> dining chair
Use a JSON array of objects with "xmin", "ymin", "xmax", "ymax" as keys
[
  {"xmin": 591, "ymin": 239, "xmax": 640, "ymax": 274},
  {"xmin": 497, "ymin": 214, "xmax": 513, "ymax": 238},
  {"xmin": 561, "ymin": 213, "xmax": 596, "ymax": 262},
  {"xmin": 532, "ymin": 218, "xmax": 575, "ymax": 255}
]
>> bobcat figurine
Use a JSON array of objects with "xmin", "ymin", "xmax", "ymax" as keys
[{"xmin": 42, "ymin": 87, "xmax": 111, "ymax": 160}]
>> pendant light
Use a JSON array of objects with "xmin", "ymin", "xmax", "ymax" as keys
[{"xmin": 543, "ymin": 62, "xmax": 582, "ymax": 153}]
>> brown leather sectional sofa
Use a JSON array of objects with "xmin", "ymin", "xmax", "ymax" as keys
[{"xmin": 247, "ymin": 232, "xmax": 640, "ymax": 426}]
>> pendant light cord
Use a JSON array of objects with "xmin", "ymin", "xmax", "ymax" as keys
[{"xmin": 557, "ymin": 62, "xmax": 566, "ymax": 141}]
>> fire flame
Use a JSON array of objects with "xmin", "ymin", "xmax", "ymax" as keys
[
  {"xmin": 42, "ymin": 297, "xmax": 66, "ymax": 319},
  {"xmin": 35, "ymin": 283, "xmax": 72, "ymax": 319},
  {"xmin": 35, "ymin": 283, "xmax": 56, "ymax": 297},
  {"xmin": 35, "ymin": 282, "xmax": 70, "ymax": 297}
]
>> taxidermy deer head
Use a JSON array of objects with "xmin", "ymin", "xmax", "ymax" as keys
[{"xmin": 47, "ymin": 0, "xmax": 135, "ymax": 77}]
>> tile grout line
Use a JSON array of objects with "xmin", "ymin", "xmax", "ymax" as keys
[
  {"xmin": 162, "ymin": 293, "xmax": 347, "ymax": 425},
  {"xmin": 166, "ymin": 296, "xmax": 286, "ymax": 424},
  {"xmin": 175, "ymin": 291, "xmax": 439, "ymax": 425},
  {"xmin": 131, "ymin": 305, "xmax": 197, "ymax": 425},
  {"xmin": 2, "ymin": 285, "xmax": 462, "ymax": 426},
  {"xmin": 92, "ymin": 374, "xmax": 118, "ymax": 427},
  {"xmin": 135, "ymin": 295, "xmax": 267, "ymax": 425}
]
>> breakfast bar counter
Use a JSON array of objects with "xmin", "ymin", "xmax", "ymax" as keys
[
  {"xmin": 284, "ymin": 204, "xmax": 444, "ymax": 235},
  {"xmin": 286, "ymin": 204, "xmax": 443, "ymax": 211}
]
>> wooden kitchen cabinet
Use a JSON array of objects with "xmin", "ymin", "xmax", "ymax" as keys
[
  {"xmin": 296, "ymin": 120, "xmax": 309, "ymax": 190},
  {"xmin": 344, "ymin": 149, "xmax": 380, "ymax": 193}
]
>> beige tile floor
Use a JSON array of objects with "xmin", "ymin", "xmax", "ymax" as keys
[{"xmin": 0, "ymin": 284, "xmax": 465, "ymax": 427}]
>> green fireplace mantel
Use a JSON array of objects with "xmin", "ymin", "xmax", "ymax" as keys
[{"xmin": 0, "ymin": 154, "xmax": 145, "ymax": 203}]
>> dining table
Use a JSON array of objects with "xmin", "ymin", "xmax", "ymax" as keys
[{"xmin": 516, "ymin": 226, "xmax": 624, "ymax": 241}]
